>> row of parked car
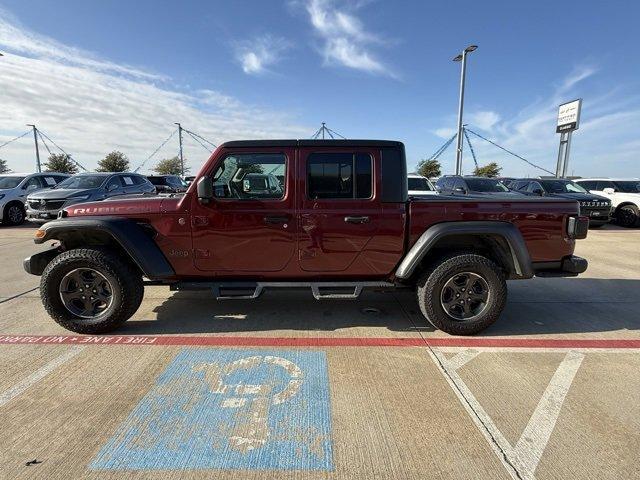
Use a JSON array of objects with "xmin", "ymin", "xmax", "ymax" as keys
[
  {"xmin": 0, "ymin": 172, "xmax": 188, "ymax": 225},
  {"xmin": 407, "ymin": 174, "xmax": 640, "ymax": 228},
  {"xmin": 2, "ymin": 169, "xmax": 638, "ymax": 228}
]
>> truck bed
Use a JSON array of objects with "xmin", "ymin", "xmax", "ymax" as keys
[{"xmin": 408, "ymin": 195, "xmax": 578, "ymax": 263}]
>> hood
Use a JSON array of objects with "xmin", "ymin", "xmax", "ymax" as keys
[
  {"xmin": 467, "ymin": 191, "xmax": 525, "ymax": 197},
  {"xmin": 64, "ymin": 195, "xmax": 167, "ymax": 217},
  {"xmin": 28, "ymin": 188, "xmax": 93, "ymax": 200},
  {"xmin": 546, "ymin": 192, "xmax": 609, "ymax": 202}
]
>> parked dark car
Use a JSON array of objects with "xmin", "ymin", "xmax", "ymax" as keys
[
  {"xmin": 498, "ymin": 177, "xmax": 517, "ymax": 188},
  {"xmin": 511, "ymin": 178, "xmax": 611, "ymax": 227},
  {"xmin": 147, "ymin": 175, "xmax": 188, "ymax": 193},
  {"xmin": 26, "ymin": 172, "xmax": 155, "ymax": 221},
  {"xmin": 436, "ymin": 175, "xmax": 524, "ymax": 197}
]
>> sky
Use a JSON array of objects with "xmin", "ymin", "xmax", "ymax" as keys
[{"xmin": 0, "ymin": 0, "xmax": 638, "ymax": 177}]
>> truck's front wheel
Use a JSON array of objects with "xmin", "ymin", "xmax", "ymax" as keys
[
  {"xmin": 417, "ymin": 253, "xmax": 506, "ymax": 335},
  {"xmin": 40, "ymin": 248, "xmax": 144, "ymax": 334}
]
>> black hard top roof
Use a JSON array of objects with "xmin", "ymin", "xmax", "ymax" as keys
[{"xmin": 220, "ymin": 139, "xmax": 403, "ymax": 148}]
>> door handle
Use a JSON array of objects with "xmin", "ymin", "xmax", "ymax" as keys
[
  {"xmin": 264, "ymin": 215, "xmax": 289, "ymax": 224},
  {"xmin": 344, "ymin": 216, "xmax": 370, "ymax": 224}
]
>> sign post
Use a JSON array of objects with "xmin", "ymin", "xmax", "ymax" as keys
[{"xmin": 555, "ymin": 99, "xmax": 582, "ymax": 177}]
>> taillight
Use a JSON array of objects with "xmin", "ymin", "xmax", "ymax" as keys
[{"xmin": 567, "ymin": 216, "xmax": 589, "ymax": 239}]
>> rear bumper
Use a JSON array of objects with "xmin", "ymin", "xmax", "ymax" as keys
[{"xmin": 533, "ymin": 255, "xmax": 588, "ymax": 278}]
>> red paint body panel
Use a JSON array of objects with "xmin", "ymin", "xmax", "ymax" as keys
[
  {"xmin": 64, "ymin": 143, "xmax": 580, "ymax": 279},
  {"xmin": 408, "ymin": 198, "xmax": 577, "ymax": 262}
]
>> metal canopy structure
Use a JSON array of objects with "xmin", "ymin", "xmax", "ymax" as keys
[
  {"xmin": 311, "ymin": 122, "xmax": 346, "ymax": 140},
  {"xmin": 426, "ymin": 126, "xmax": 555, "ymax": 176}
]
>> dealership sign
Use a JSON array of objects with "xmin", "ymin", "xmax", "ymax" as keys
[{"xmin": 556, "ymin": 99, "xmax": 582, "ymax": 133}]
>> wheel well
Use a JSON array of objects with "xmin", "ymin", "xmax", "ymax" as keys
[
  {"xmin": 54, "ymin": 230, "xmax": 143, "ymax": 275},
  {"xmin": 3, "ymin": 200, "xmax": 25, "ymax": 213},
  {"xmin": 404, "ymin": 234, "xmax": 516, "ymax": 284},
  {"xmin": 615, "ymin": 202, "xmax": 639, "ymax": 213}
]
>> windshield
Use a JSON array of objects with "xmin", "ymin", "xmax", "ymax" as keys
[
  {"xmin": 465, "ymin": 178, "xmax": 509, "ymax": 192},
  {"xmin": 165, "ymin": 176, "xmax": 187, "ymax": 188},
  {"xmin": 614, "ymin": 181, "xmax": 640, "ymax": 193},
  {"xmin": 408, "ymin": 177, "xmax": 434, "ymax": 191},
  {"xmin": 540, "ymin": 180, "xmax": 587, "ymax": 194},
  {"xmin": 56, "ymin": 175, "xmax": 106, "ymax": 189},
  {"xmin": 0, "ymin": 176, "xmax": 25, "ymax": 189}
]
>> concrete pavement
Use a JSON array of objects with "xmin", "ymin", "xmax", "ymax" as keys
[{"xmin": 0, "ymin": 223, "xmax": 638, "ymax": 479}]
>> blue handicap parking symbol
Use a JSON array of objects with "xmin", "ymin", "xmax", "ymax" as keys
[{"xmin": 91, "ymin": 349, "xmax": 333, "ymax": 471}]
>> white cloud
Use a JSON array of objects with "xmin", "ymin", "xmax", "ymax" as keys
[
  {"xmin": 433, "ymin": 127, "xmax": 456, "ymax": 139},
  {"xmin": 431, "ymin": 65, "xmax": 640, "ymax": 177},
  {"xmin": 468, "ymin": 111, "xmax": 500, "ymax": 131},
  {"xmin": 0, "ymin": 15, "xmax": 309, "ymax": 174},
  {"xmin": 301, "ymin": 0, "xmax": 396, "ymax": 77},
  {"xmin": 235, "ymin": 35, "xmax": 290, "ymax": 75}
]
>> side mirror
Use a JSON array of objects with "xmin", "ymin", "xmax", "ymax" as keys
[
  {"xmin": 532, "ymin": 188, "xmax": 544, "ymax": 196},
  {"xmin": 197, "ymin": 177, "xmax": 213, "ymax": 204},
  {"xmin": 602, "ymin": 188, "xmax": 615, "ymax": 195},
  {"xmin": 453, "ymin": 186, "xmax": 467, "ymax": 194}
]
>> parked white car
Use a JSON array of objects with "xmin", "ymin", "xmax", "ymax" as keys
[
  {"xmin": 408, "ymin": 174, "xmax": 438, "ymax": 196},
  {"xmin": 0, "ymin": 172, "xmax": 69, "ymax": 225},
  {"xmin": 574, "ymin": 178, "xmax": 640, "ymax": 227}
]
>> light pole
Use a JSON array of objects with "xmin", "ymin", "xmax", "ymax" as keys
[
  {"xmin": 175, "ymin": 122, "xmax": 184, "ymax": 176},
  {"xmin": 26, "ymin": 124, "xmax": 41, "ymax": 173},
  {"xmin": 453, "ymin": 45, "xmax": 477, "ymax": 175}
]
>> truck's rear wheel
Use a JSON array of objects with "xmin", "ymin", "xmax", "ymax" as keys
[
  {"xmin": 40, "ymin": 248, "xmax": 144, "ymax": 334},
  {"xmin": 417, "ymin": 253, "xmax": 506, "ymax": 335}
]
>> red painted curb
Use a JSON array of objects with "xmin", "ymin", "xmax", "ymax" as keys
[{"xmin": 0, "ymin": 334, "xmax": 639, "ymax": 349}]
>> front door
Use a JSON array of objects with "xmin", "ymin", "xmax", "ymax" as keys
[
  {"xmin": 191, "ymin": 148, "xmax": 296, "ymax": 273},
  {"xmin": 297, "ymin": 148, "xmax": 381, "ymax": 272}
]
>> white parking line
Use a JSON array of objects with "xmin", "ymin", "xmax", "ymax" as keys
[
  {"xmin": 430, "ymin": 347, "xmax": 585, "ymax": 480},
  {"xmin": 0, "ymin": 346, "xmax": 84, "ymax": 407},
  {"xmin": 513, "ymin": 351, "xmax": 584, "ymax": 477}
]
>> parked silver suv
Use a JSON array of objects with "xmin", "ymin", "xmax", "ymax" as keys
[
  {"xmin": 26, "ymin": 172, "xmax": 155, "ymax": 221},
  {"xmin": 0, "ymin": 172, "xmax": 69, "ymax": 225}
]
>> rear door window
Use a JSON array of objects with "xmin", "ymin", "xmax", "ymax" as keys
[
  {"xmin": 578, "ymin": 181, "xmax": 597, "ymax": 190},
  {"xmin": 307, "ymin": 152, "xmax": 372, "ymax": 199},
  {"xmin": 596, "ymin": 181, "xmax": 615, "ymax": 191}
]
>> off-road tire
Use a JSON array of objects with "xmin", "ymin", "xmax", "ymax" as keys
[
  {"xmin": 616, "ymin": 205, "xmax": 639, "ymax": 228},
  {"xmin": 40, "ymin": 248, "xmax": 144, "ymax": 334},
  {"xmin": 3, "ymin": 202, "xmax": 26, "ymax": 226},
  {"xmin": 417, "ymin": 253, "xmax": 507, "ymax": 335}
]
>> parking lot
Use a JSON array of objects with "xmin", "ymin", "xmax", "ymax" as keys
[{"xmin": 0, "ymin": 223, "xmax": 638, "ymax": 480}]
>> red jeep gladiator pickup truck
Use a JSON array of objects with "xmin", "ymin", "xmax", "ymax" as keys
[{"xmin": 24, "ymin": 140, "xmax": 588, "ymax": 335}]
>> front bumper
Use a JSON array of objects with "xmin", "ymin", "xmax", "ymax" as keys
[
  {"xmin": 26, "ymin": 208, "xmax": 59, "ymax": 221},
  {"xmin": 579, "ymin": 206, "xmax": 611, "ymax": 224},
  {"xmin": 533, "ymin": 255, "xmax": 589, "ymax": 277},
  {"xmin": 23, "ymin": 248, "xmax": 60, "ymax": 276}
]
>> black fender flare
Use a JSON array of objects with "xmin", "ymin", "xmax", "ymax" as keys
[
  {"xmin": 395, "ymin": 221, "xmax": 534, "ymax": 280},
  {"xmin": 27, "ymin": 216, "xmax": 175, "ymax": 279}
]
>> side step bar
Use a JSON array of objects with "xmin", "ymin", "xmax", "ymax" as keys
[{"xmin": 170, "ymin": 281, "xmax": 395, "ymax": 300}]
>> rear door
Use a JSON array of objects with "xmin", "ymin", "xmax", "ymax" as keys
[{"xmin": 297, "ymin": 147, "xmax": 380, "ymax": 272}]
